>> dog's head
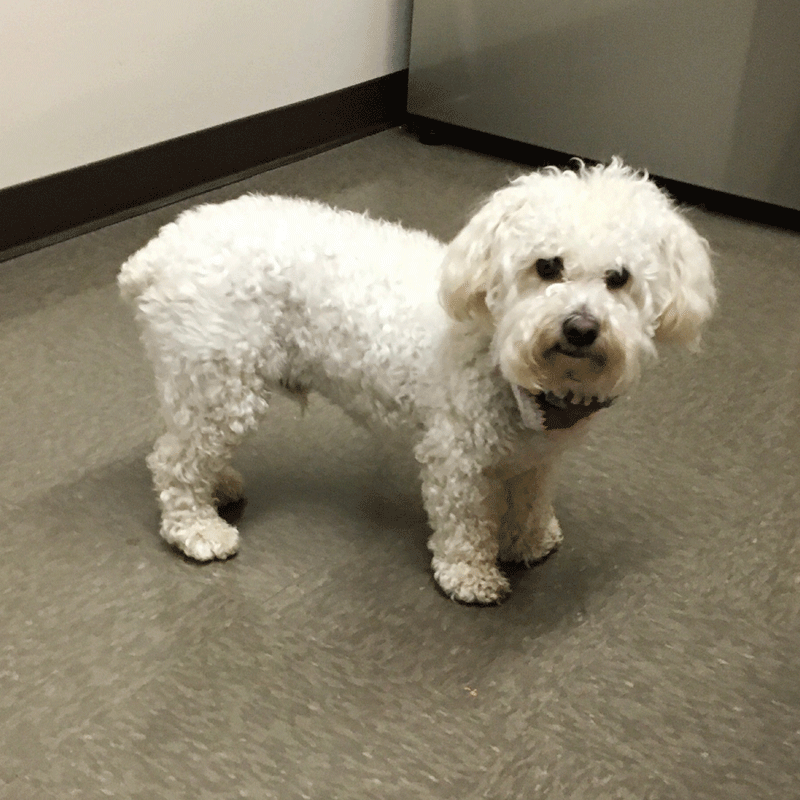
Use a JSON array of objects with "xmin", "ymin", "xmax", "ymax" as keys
[{"xmin": 439, "ymin": 159, "xmax": 716, "ymax": 428}]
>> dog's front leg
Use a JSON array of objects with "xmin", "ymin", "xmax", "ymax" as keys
[
  {"xmin": 417, "ymin": 447, "xmax": 510, "ymax": 604},
  {"xmin": 498, "ymin": 466, "xmax": 563, "ymax": 565}
]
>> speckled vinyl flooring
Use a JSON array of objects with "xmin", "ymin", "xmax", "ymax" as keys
[{"xmin": 1, "ymin": 128, "xmax": 798, "ymax": 799}]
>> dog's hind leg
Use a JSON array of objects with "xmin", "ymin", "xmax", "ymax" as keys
[{"xmin": 147, "ymin": 358, "xmax": 269, "ymax": 561}]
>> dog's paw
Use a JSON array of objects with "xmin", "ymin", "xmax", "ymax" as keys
[
  {"xmin": 213, "ymin": 466, "xmax": 245, "ymax": 507},
  {"xmin": 499, "ymin": 514, "xmax": 563, "ymax": 565},
  {"xmin": 432, "ymin": 558, "xmax": 511, "ymax": 605},
  {"xmin": 164, "ymin": 516, "xmax": 240, "ymax": 562}
]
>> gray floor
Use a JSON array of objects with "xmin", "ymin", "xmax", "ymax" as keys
[{"xmin": 1, "ymin": 128, "xmax": 798, "ymax": 799}]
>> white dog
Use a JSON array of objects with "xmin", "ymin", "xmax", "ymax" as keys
[{"xmin": 119, "ymin": 159, "xmax": 715, "ymax": 604}]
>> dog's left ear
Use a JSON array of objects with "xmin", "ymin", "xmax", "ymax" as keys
[{"xmin": 654, "ymin": 215, "xmax": 716, "ymax": 349}]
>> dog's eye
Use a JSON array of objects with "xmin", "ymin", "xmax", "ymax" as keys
[
  {"xmin": 535, "ymin": 257, "xmax": 564, "ymax": 281},
  {"xmin": 605, "ymin": 266, "xmax": 630, "ymax": 290}
]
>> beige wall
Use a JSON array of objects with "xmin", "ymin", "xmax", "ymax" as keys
[{"xmin": 0, "ymin": 1, "xmax": 412, "ymax": 189}]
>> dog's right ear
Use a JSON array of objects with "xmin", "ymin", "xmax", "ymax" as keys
[
  {"xmin": 439, "ymin": 226, "xmax": 494, "ymax": 324},
  {"xmin": 439, "ymin": 183, "xmax": 527, "ymax": 325}
]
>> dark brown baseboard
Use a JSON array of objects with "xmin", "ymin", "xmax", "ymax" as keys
[
  {"xmin": 408, "ymin": 114, "xmax": 800, "ymax": 231},
  {"xmin": 1, "ymin": 70, "xmax": 409, "ymax": 260}
]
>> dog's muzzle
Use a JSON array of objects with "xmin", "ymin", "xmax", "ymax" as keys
[{"xmin": 513, "ymin": 385, "xmax": 614, "ymax": 431}]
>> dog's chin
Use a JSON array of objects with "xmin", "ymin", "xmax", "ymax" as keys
[{"xmin": 512, "ymin": 384, "xmax": 615, "ymax": 431}]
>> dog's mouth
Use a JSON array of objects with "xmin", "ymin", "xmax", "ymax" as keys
[
  {"xmin": 547, "ymin": 343, "xmax": 607, "ymax": 368},
  {"xmin": 513, "ymin": 385, "xmax": 614, "ymax": 430}
]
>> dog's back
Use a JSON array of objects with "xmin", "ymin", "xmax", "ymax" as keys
[
  {"xmin": 119, "ymin": 194, "xmax": 450, "ymax": 426},
  {"xmin": 120, "ymin": 195, "xmax": 443, "ymax": 303}
]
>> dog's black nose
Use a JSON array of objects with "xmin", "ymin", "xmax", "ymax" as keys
[{"xmin": 562, "ymin": 312, "xmax": 600, "ymax": 347}]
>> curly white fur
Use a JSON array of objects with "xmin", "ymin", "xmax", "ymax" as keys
[{"xmin": 119, "ymin": 159, "xmax": 715, "ymax": 604}]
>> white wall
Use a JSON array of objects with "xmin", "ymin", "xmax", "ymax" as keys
[{"xmin": 0, "ymin": 0, "xmax": 412, "ymax": 189}]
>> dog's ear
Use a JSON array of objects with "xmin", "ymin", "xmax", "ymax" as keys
[
  {"xmin": 654, "ymin": 215, "xmax": 716, "ymax": 349},
  {"xmin": 439, "ymin": 207, "xmax": 498, "ymax": 324},
  {"xmin": 439, "ymin": 182, "xmax": 527, "ymax": 326}
]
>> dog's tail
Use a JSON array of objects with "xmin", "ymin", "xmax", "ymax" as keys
[{"xmin": 117, "ymin": 245, "xmax": 159, "ymax": 306}]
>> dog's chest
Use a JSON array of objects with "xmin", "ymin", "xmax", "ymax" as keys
[{"xmin": 485, "ymin": 427, "xmax": 579, "ymax": 481}]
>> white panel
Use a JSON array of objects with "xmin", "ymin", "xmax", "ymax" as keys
[{"xmin": 0, "ymin": 0, "xmax": 412, "ymax": 187}]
